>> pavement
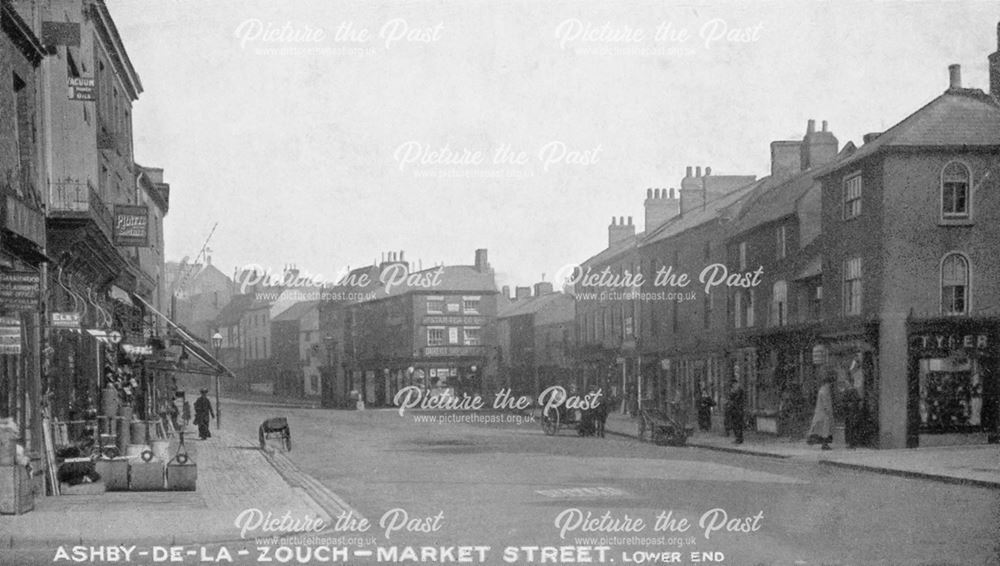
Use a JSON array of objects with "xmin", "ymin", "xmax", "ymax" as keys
[
  {"xmin": 602, "ymin": 410, "xmax": 1000, "ymax": 488},
  {"xmin": 0, "ymin": 426, "xmax": 330, "ymax": 550}
]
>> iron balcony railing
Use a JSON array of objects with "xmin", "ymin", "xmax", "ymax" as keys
[{"xmin": 49, "ymin": 180, "xmax": 113, "ymax": 240}]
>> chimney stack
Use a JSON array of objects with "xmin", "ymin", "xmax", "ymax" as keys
[
  {"xmin": 474, "ymin": 249, "xmax": 489, "ymax": 273},
  {"xmin": 800, "ymin": 119, "xmax": 839, "ymax": 170},
  {"xmin": 680, "ymin": 168, "xmax": 703, "ymax": 215},
  {"xmin": 514, "ymin": 286, "xmax": 531, "ymax": 301},
  {"xmin": 501, "ymin": 285, "xmax": 510, "ymax": 300},
  {"xmin": 989, "ymin": 23, "xmax": 1000, "ymax": 97},
  {"xmin": 949, "ymin": 64, "xmax": 962, "ymax": 89},
  {"xmin": 770, "ymin": 140, "xmax": 802, "ymax": 180},
  {"xmin": 533, "ymin": 281, "xmax": 554, "ymax": 297},
  {"xmin": 644, "ymin": 186, "xmax": 680, "ymax": 231},
  {"xmin": 608, "ymin": 215, "xmax": 636, "ymax": 247}
]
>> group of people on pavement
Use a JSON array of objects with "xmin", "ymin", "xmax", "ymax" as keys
[
  {"xmin": 165, "ymin": 389, "xmax": 215, "ymax": 440},
  {"xmin": 688, "ymin": 371, "xmax": 870, "ymax": 450}
]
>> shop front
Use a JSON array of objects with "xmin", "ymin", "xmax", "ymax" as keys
[
  {"xmin": 351, "ymin": 349, "xmax": 488, "ymax": 408},
  {"xmin": 816, "ymin": 324, "xmax": 880, "ymax": 448},
  {"xmin": 907, "ymin": 318, "xmax": 999, "ymax": 447}
]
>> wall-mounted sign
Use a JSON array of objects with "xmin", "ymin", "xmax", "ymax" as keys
[
  {"xmin": 113, "ymin": 205, "xmax": 149, "ymax": 247},
  {"xmin": 422, "ymin": 346, "xmax": 487, "ymax": 357},
  {"xmin": 0, "ymin": 317, "xmax": 22, "ymax": 354},
  {"xmin": 51, "ymin": 312, "xmax": 81, "ymax": 329},
  {"xmin": 68, "ymin": 77, "xmax": 95, "ymax": 101},
  {"xmin": 0, "ymin": 270, "xmax": 40, "ymax": 312},
  {"xmin": 423, "ymin": 316, "xmax": 486, "ymax": 326}
]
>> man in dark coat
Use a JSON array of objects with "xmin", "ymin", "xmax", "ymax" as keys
[
  {"xmin": 194, "ymin": 388, "xmax": 214, "ymax": 440},
  {"xmin": 727, "ymin": 380, "xmax": 746, "ymax": 444}
]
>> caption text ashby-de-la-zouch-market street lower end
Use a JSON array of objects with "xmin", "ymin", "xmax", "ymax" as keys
[{"xmin": 1, "ymin": 0, "xmax": 1000, "ymax": 535}]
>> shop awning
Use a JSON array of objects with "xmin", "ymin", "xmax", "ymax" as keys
[{"xmin": 131, "ymin": 294, "xmax": 236, "ymax": 378}]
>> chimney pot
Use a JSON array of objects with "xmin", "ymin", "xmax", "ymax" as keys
[
  {"xmin": 807, "ymin": 119, "xmax": 816, "ymax": 134},
  {"xmin": 646, "ymin": 188, "xmax": 652, "ymax": 198},
  {"xmin": 686, "ymin": 166, "xmax": 692, "ymax": 177},
  {"xmin": 696, "ymin": 166, "xmax": 702, "ymax": 177},
  {"xmin": 627, "ymin": 216, "xmax": 633, "ymax": 225},
  {"xmin": 705, "ymin": 166, "xmax": 712, "ymax": 176},
  {"xmin": 610, "ymin": 216, "xmax": 616, "ymax": 225},
  {"xmin": 949, "ymin": 64, "xmax": 962, "ymax": 89},
  {"xmin": 822, "ymin": 120, "xmax": 828, "ymax": 132},
  {"xmin": 619, "ymin": 216, "xmax": 625, "ymax": 225}
]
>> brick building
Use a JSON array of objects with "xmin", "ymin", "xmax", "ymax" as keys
[{"xmin": 497, "ymin": 282, "xmax": 575, "ymax": 398}]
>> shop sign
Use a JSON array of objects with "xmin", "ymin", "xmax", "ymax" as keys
[
  {"xmin": 68, "ymin": 77, "xmax": 95, "ymax": 101},
  {"xmin": 0, "ymin": 270, "xmax": 40, "ymax": 311},
  {"xmin": 911, "ymin": 333, "xmax": 991, "ymax": 354},
  {"xmin": 113, "ymin": 205, "xmax": 149, "ymax": 247},
  {"xmin": 0, "ymin": 317, "xmax": 22, "ymax": 354},
  {"xmin": 423, "ymin": 316, "xmax": 486, "ymax": 326},
  {"xmin": 51, "ymin": 312, "xmax": 81, "ymax": 329},
  {"xmin": 423, "ymin": 346, "xmax": 487, "ymax": 357}
]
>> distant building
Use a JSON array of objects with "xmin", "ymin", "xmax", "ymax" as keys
[
  {"xmin": 321, "ymin": 249, "xmax": 499, "ymax": 407},
  {"xmin": 163, "ymin": 257, "xmax": 233, "ymax": 340},
  {"xmin": 271, "ymin": 301, "xmax": 321, "ymax": 397},
  {"xmin": 497, "ymin": 282, "xmax": 575, "ymax": 398}
]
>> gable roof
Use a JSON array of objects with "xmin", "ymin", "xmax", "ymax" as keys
[{"xmin": 824, "ymin": 87, "xmax": 1000, "ymax": 175}]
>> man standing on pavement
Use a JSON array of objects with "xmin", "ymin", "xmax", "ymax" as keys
[
  {"xmin": 194, "ymin": 388, "xmax": 215, "ymax": 440},
  {"xmin": 727, "ymin": 379, "xmax": 745, "ymax": 444}
]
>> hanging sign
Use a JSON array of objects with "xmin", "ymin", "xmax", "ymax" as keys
[
  {"xmin": 68, "ymin": 77, "xmax": 95, "ymax": 101},
  {"xmin": 113, "ymin": 205, "xmax": 149, "ymax": 247},
  {"xmin": 51, "ymin": 312, "xmax": 82, "ymax": 329}
]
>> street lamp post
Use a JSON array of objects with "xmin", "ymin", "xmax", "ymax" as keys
[{"xmin": 212, "ymin": 332, "xmax": 223, "ymax": 429}]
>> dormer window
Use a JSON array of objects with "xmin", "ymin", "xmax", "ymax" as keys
[{"xmin": 941, "ymin": 161, "xmax": 971, "ymax": 222}]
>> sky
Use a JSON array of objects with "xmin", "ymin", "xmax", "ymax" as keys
[{"xmin": 107, "ymin": 0, "xmax": 998, "ymax": 290}]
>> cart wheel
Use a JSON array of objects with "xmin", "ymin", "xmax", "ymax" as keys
[
  {"xmin": 283, "ymin": 430, "xmax": 292, "ymax": 451},
  {"xmin": 542, "ymin": 410, "xmax": 559, "ymax": 436}
]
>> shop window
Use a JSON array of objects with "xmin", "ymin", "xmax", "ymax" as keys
[
  {"xmin": 427, "ymin": 327, "xmax": 445, "ymax": 346},
  {"xmin": 843, "ymin": 173, "xmax": 862, "ymax": 219},
  {"xmin": 918, "ymin": 357, "xmax": 984, "ymax": 431},
  {"xmin": 738, "ymin": 242, "xmax": 747, "ymax": 271},
  {"xmin": 941, "ymin": 253, "xmax": 970, "ymax": 315},
  {"xmin": 843, "ymin": 258, "xmax": 862, "ymax": 315},
  {"xmin": 463, "ymin": 327, "xmax": 482, "ymax": 346},
  {"xmin": 941, "ymin": 161, "xmax": 971, "ymax": 221},
  {"xmin": 776, "ymin": 225, "xmax": 787, "ymax": 259},
  {"xmin": 770, "ymin": 281, "xmax": 787, "ymax": 326}
]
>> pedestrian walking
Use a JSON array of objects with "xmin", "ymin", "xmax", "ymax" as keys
[
  {"xmin": 808, "ymin": 374, "xmax": 834, "ymax": 450},
  {"xmin": 697, "ymin": 386, "xmax": 715, "ymax": 432},
  {"xmin": 842, "ymin": 384, "xmax": 866, "ymax": 448},
  {"xmin": 194, "ymin": 388, "xmax": 214, "ymax": 440},
  {"xmin": 727, "ymin": 380, "xmax": 745, "ymax": 444}
]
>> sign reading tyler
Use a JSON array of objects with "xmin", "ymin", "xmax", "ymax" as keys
[
  {"xmin": 912, "ymin": 334, "xmax": 991, "ymax": 352},
  {"xmin": 113, "ymin": 205, "xmax": 149, "ymax": 247}
]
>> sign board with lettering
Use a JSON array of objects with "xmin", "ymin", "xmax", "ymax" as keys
[
  {"xmin": 0, "ymin": 270, "xmax": 40, "ymax": 311},
  {"xmin": 68, "ymin": 77, "xmax": 95, "ymax": 101},
  {"xmin": 113, "ymin": 205, "xmax": 149, "ymax": 247},
  {"xmin": 422, "ymin": 346, "xmax": 487, "ymax": 358},
  {"xmin": 51, "ymin": 312, "xmax": 81, "ymax": 329},
  {"xmin": 422, "ymin": 316, "xmax": 487, "ymax": 326},
  {"xmin": 0, "ymin": 317, "xmax": 22, "ymax": 354}
]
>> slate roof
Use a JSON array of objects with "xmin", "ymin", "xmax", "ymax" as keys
[
  {"xmin": 498, "ymin": 292, "xmax": 571, "ymax": 319},
  {"xmin": 272, "ymin": 300, "xmax": 321, "ymax": 322},
  {"xmin": 214, "ymin": 293, "xmax": 254, "ymax": 326},
  {"xmin": 641, "ymin": 180, "xmax": 760, "ymax": 246},
  {"xmin": 730, "ymin": 142, "xmax": 858, "ymax": 232},
  {"xmin": 823, "ymin": 87, "xmax": 1000, "ymax": 175}
]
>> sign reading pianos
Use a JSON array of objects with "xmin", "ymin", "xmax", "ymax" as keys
[{"xmin": 113, "ymin": 204, "xmax": 149, "ymax": 247}]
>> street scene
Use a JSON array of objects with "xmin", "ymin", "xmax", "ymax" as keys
[{"xmin": 1, "ymin": 0, "xmax": 1000, "ymax": 564}]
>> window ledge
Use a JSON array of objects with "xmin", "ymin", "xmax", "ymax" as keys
[{"xmin": 938, "ymin": 219, "xmax": 973, "ymax": 227}]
